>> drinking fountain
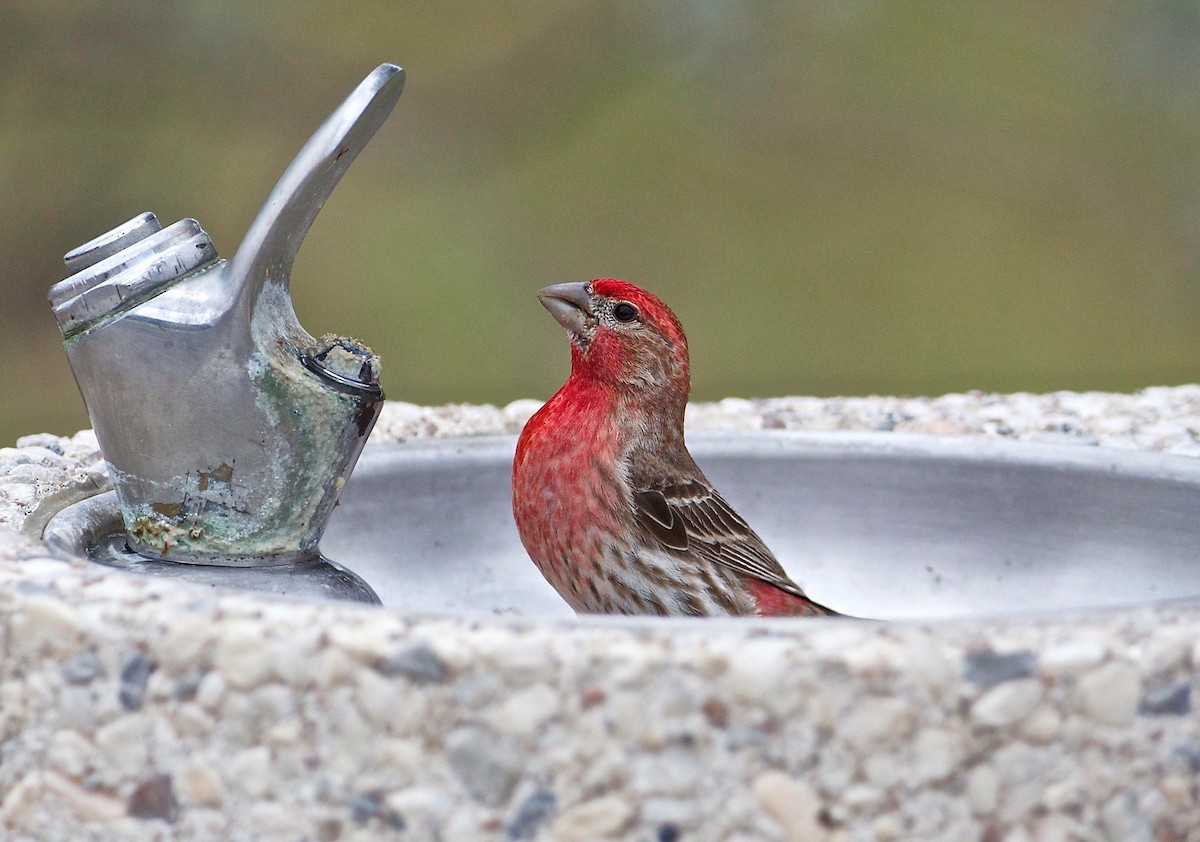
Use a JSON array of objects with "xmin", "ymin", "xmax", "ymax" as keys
[{"xmin": 40, "ymin": 64, "xmax": 406, "ymax": 603}]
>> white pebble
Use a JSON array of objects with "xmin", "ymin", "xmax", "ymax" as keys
[
  {"xmin": 19, "ymin": 445, "xmax": 67, "ymax": 467},
  {"xmin": 641, "ymin": 796, "xmax": 692, "ymax": 826},
  {"xmin": 474, "ymin": 629, "xmax": 558, "ymax": 684},
  {"xmin": 372, "ymin": 738, "xmax": 422, "ymax": 779},
  {"xmin": 11, "ymin": 597, "xmax": 94, "ymax": 656},
  {"xmin": 250, "ymin": 683, "xmax": 296, "ymax": 721},
  {"xmin": 227, "ymin": 747, "xmax": 273, "ymax": 799},
  {"xmin": 1161, "ymin": 775, "xmax": 1192, "ymax": 811},
  {"xmin": 0, "ymin": 447, "xmax": 30, "ymax": 464},
  {"xmin": 840, "ymin": 637, "xmax": 905, "ymax": 674},
  {"xmin": 966, "ymin": 765, "xmax": 1000, "ymax": 815},
  {"xmin": 839, "ymin": 698, "xmax": 915, "ymax": 748},
  {"xmin": 57, "ymin": 685, "xmax": 106, "ymax": 731},
  {"xmin": 632, "ymin": 745, "xmax": 704, "ymax": 797},
  {"xmin": 971, "ymin": 679, "xmax": 1042, "ymax": 727},
  {"xmin": 725, "ymin": 639, "xmax": 795, "ymax": 713},
  {"xmin": 872, "ymin": 813, "xmax": 905, "ymax": 841},
  {"xmin": 862, "ymin": 753, "xmax": 902, "ymax": 789},
  {"xmin": 195, "ymin": 671, "xmax": 226, "ymax": 710},
  {"xmin": 213, "ymin": 622, "xmax": 273, "ymax": 689},
  {"xmin": 310, "ymin": 647, "xmax": 356, "ymax": 690},
  {"xmin": 910, "ymin": 728, "xmax": 964, "ymax": 785},
  {"xmin": 8, "ymin": 463, "xmax": 61, "ymax": 483},
  {"xmin": 0, "ymin": 482, "xmax": 36, "ymax": 507},
  {"xmin": 45, "ymin": 730, "xmax": 95, "ymax": 779},
  {"xmin": 267, "ymin": 630, "xmax": 323, "ymax": 685},
  {"xmin": 16, "ymin": 433, "xmax": 62, "ymax": 451},
  {"xmin": 328, "ymin": 685, "xmax": 372, "ymax": 745},
  {"xmin": 484, "ymin": 684, "xmax": 560, "ymax": 737},
  {"xmin": 1, "ymin": 773, "xmax": 43, "ymax": 830},
  {"xmin": 177, "ymin": 757, "xmax": 223, "ymax": 807},
  {"xmin": 840, "ymin": 784, "xmax": 885, "ymax": 810},
  {"xmin": 354, "ymin": 668, "xmax": 399, "ymax": 729},
  {"xmin": 1040, "ymin": 641, "xmax": 1106, "ymax": 676},
  {"xmin": 328, "ymin": 621, "xmax": 395, "ymax": 664},
  {"xmin": 1033, "ymin": 813, "xmax": 1082, "ymax": 842},
  {"xmin": 265, "ymin": 717, "xmax": 302, "ymax": 746},
  {"xmin": 1143, "ymin": 631, "xmax": 1191, "ymax": 672},
  {"xmin": 384, "ymin": 786, "xmax": 453, "ymax": 832},
  {"xmin": 42, "ymin": 771, "xmax": 123, "ymax": 822},
  {"xmin": 94, "ymin": 716, "xmax": 150, "ymax": 779},
  {"xmin": 1075, "ymin": 661, "xmax": 1139, "ymax": 727},
  {"xmin": 814, "ymin": 740, "xmax": 857, "ymax": 792},
  {"xmin": 247, "ymin": 801, "xmax": 302, "ymax": 837},
  {"xmin": 1002, "ymin": 780, "xmax": 1045, "ymax": 823},
  {"xmin": 552, "ymin": 795, "xmax": 635, "ymax": 841},
  {"xmin": 753, "ymin": 770, "xmax": 824, "ymax": 841},
  {"xmin": 1041, "ymin": 779, "xmax": 1082, "ymax": 812},
  {"xmin": 158, "ymin": 613, "xmax": 216, "ymax": 672},
  {"xmin": 1018, "ymin": 705, "xmax": 1061, "ymax": 743},
  {"xmin": 1100, "ymin": 792, "xmax": 1153, "ymax": 842}
]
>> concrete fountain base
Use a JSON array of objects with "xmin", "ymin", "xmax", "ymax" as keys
[{"xmin": 2, "ymin": 389, "xmax": 1199, "ymax": 840}]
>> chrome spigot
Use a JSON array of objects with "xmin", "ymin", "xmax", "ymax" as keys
[{"xmin": 47, "ymin": 65, "xmax": 404, "ymax": 600}]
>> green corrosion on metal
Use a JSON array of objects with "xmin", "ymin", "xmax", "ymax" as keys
[
  {"xmin": 129, "ymin": 513, "xmax": 189, "ymax": 558},
  {"xmin": 117, "ymin": 282, "xmax": 380, "ymax": 565},
  {"xmin": 248, "ymin": 340, "xmax": 365, "ymax": 555}
]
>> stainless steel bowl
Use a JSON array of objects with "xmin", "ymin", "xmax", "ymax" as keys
[
  {"xmin": 324, "ymin": 432, "xmax": 1200, "ymax": 619},
  {"xmin": 44, "ymin": 431, "xmax": 1200, "ymax": 619}
]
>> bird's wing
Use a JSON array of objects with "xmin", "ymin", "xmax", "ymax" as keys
[{"xmin": 631, "ymin": 471, "xmax": 817, "ymax": 603}]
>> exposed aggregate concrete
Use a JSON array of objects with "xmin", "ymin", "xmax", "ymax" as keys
[{"xmin": 1, "ymin": 387, "xmax": 1199, "ymax": 840}]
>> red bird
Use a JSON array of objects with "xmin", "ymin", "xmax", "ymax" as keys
[{"xmin": 512, "ymin": 279, "xmax": 836, "ymax": 617}]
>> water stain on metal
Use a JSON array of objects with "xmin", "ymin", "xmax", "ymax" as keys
[
  {"xmin": 150, "ymin": 500, "xmax": 183, "ymax": 518},
  {"xmin": 197, "ymin": 463, "xmax": 234, "ymax": 491}
]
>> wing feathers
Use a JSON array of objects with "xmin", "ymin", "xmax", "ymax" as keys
[
  {"xmin": 633, "ymin": 489, "xmax": 689, "ymax": 550},
  {"xmin": 630, "ymin": 473, "xmax": 810, "ymax": 599}
]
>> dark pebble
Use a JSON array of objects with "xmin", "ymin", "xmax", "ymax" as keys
[
  {"xmin": 658, "ymin": 823, "xmax": 682, "ymax": 842},
  {"xmin": 374, "ymin": 643, "xmax": 449, "ymax": 684},
  {"xmin": 127, "ymin": 774, "xmax": 180, "ymax": 823},
  {"xmin": 350, "ymin": 792, "xmax": 383, "ymax": 825},
  {"xmin": 963, "ymin": 648, "xmax": 1037, "ymax": 688},
  {"xmin": 1139, "ymin": 682, "xmax": 1191, "ymax": 716},
  {"xmin": 315, "ymin": 817, "xmax": 343, "ymax": 841},
  {"xmin": 61, "ymin": 653, "xmax": 106, "ymax": 686},
  {"xmin": 701, "ymin": 697, "xmax": 730, "ymax": 728},
  {"xmin": 507, "ymin": 789, "xmax": 556, "ymax": 840},
  {"xmin": 118, "ymin": 654, "xmax": 156, "ymax": 711},
  {"xmin": 173, "ymin": 669, "xmax": 203, "ymax": 702},
  {"xmin": 1171, "ymin": 742, "xmax": 1200, "ymax": 774}
]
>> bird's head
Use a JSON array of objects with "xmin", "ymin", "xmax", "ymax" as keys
[{"xmin": 537, "ymin": 279, "xmax": 690, "ymax": 401}]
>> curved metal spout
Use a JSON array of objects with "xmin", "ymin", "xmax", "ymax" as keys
[
  {"xmin": 48, "ymin": 65, "xmax": 404, "ymax": 586},
  {"xmin": 232, "ymin": 63, "xmax": 404, "ymax": 325}
]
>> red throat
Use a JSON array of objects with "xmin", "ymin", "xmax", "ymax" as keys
[{"xmin": 568, "ymin": 279, "xmax": 691, "ymax": 404}]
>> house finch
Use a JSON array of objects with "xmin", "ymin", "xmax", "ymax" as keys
[{"xmin": 512, "ymin": 279, "xmax": 836, "ymax": 617}]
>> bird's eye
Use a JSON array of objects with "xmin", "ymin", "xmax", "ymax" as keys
[{"xmin": 612, "ymin": 302, "xmax": 639, "ymax": 323}]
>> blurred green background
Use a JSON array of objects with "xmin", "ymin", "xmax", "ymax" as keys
[{"xmin": 3, "ymin": 2, "xmax": 1200, "ymax": 446}]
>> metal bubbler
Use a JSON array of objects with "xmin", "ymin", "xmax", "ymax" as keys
[{"xmin": 45, "ymin": 64, "xmax": 406, "ymax": 603}]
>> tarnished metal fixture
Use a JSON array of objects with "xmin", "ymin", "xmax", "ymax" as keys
[{"xmin": 47, "ymin": 64, "xmax": 405, "ymax": 602}]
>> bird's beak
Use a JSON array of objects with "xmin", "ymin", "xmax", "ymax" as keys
[{"xmin": 537, "ymin": 282, "xmax": 594, "ymax": 339}]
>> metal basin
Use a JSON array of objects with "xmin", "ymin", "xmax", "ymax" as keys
[
  {"xmin": 43, "ymin": 431, "xmax": 1200, "ymax": 619},
  {"xmin": 328, "ymin": 431, "xmax": 1200, "ymax": 619}
]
